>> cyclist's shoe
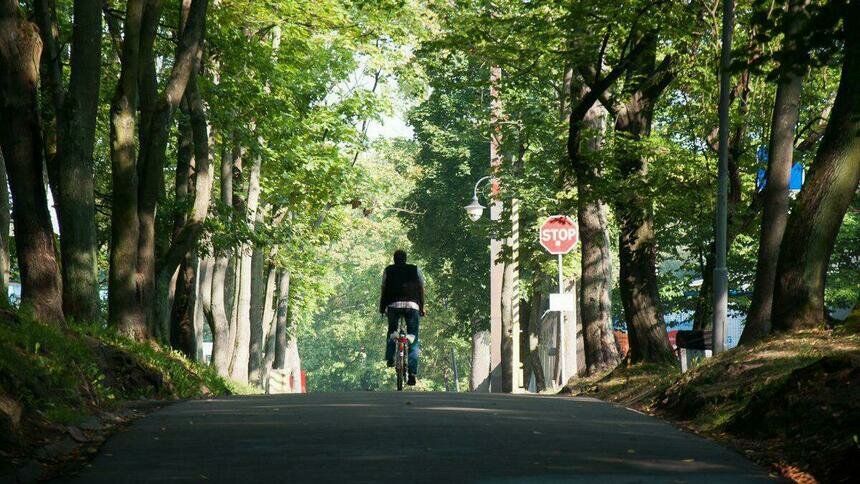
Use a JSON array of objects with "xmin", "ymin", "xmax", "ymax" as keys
[{"xmin": 407, "ymin": 373, "xmax": 416, "ymax": 386}]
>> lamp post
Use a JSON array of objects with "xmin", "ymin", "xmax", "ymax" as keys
[
  {"xmin": 464, "ymin": 176, "xmax": 492, "ymax": 222},
  {"xmin": 464, "ymin": 174, "xmax": 504, "ymax": 392},
  {"xmin": 464, "ymin": 174, "xmax": 520, "ymax": 393},
  {"xmin": 713, "ymin": 0, "xmax": 734, "ymax": 355}
]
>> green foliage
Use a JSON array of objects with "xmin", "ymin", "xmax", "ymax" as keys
[{"xmin": 298, "ymin": 139, "xmax": 471, "ymax": 392}]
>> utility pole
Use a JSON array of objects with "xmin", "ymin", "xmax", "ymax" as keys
[
  {"xmin": 489, "ymin": 65, "xmax": 504, "ymax": 391},
  {"xmin": 713, "ymin": 0, "xmax": 734, "ymax": 354}
]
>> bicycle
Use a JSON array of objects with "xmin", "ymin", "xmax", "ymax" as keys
[{"xmin": 390, "ymin": 319, "xmax": 414, "ymax": 391}]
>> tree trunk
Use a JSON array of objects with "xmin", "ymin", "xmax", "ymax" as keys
[
  {"xmin": 470, "ymin": 330, "xmax": 491, "ymax": 392},
  {"xmin": 137, "ymin": 0, "xmax": 208, "ymax": 338},
  {"xmin": 742, "ymin": 3, "xmax": 805, "ymax": 344},
  {"xmin": 613, "ymin": 40, "xmax": 675, "ymax": 365},
  {"xmin": 273, "ymin": 270, "xmax": 291, "ymax": 369},
  {"xmin": 196, "ymin": 256, "xmax": 213, "ymax": 362},
  {"xmin": 32, "ymin": 0, "xmax": 62, "ymax": 203},
  {"xmin": 209, "ymin": 252, "xmax": 231, "ymax": 376},
  {"xmin": 772, "ymin": 7, "xmax": 860, "ymax": 331},
  {"xmin": 52, "ymin": 0, "xmax": 102, "ymax": 323},
  {"xmin": 284, "ymin": 338, "xmax": 302, "ymax": 393},
  {"xmin": 229, "ymin": 153, "xmax": 260, "ymax": 383},
  {"xmin": 500, "ymin": 258, "xmax": 514, "ymax": 393},
  {"xmin": 0, "ymin": 3, "xmax": 64, "ymax": 324},
  {"xmin": 108, "ymin": 0, "xmax": 145, "ymax": 337},
  {"xmin": 574, "ymin": 90, "xmax": 619, "ymax": 375},
  {"xmin": 225, "ymin": 140, "xmax": 242, "ymax": 356},
  {"xmin": 525, "ymin": 288, "xmax": 546, "ymax": 392},
  {"xmin": 206, "ymin": 142, "xmax": 233, "ymax": 377},
  {"xmin": 261, "ymin": 266, "xmax": 278, "ymax": 380},
  {"xmin": 0, "ymin": 152, "xmax": 10, "ymax": 308},
  {"xmin": 170, "ymin": 252, "xmax": 198, "ymax": 358},
  {"xmin": 154, "ymin": 65, "xmax": 212, "ymax": 347},
  {"xmin": 248, "ymin": 242, "xmax": 267, "ymax": 386},
  {"xmin": 168, "ymin": 100, "xmax": 194, "ymax": 351}
]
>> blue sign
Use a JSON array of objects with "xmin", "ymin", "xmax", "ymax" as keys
[
  {"xmin": 790, "ymin": 163, "xmax": 804, "ymax": 190},
  {"xmin": 756, "ymin": 146, "xmax": 768, "ymax": 164},
  {"xmin": 756, "ymin": 163, "xmax": 804, "ymax": 192}
]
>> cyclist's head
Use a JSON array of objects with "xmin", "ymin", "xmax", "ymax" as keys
[{"xmin": 393, "ymin": 249, "xmax": 407, "ymax": 264}]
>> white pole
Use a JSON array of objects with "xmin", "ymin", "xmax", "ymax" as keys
[
  {"xmin": 558, "ymin": 253, "xmax": 565, "ymax": 386},
  {"xmin": 571, "ymin": 279, "xmax": 577, "ymax": 380}
]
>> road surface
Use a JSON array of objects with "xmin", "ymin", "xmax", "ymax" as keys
[{"xmin": 67, "ymin": 392, "xmax": 773, "ymax": 483}]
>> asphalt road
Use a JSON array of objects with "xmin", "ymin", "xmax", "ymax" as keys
[{"xmin": 66, "ymin": 392, "xmax": 774, "ymax": 483}]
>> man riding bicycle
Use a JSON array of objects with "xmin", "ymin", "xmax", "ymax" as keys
[{"xmin": 379, "ymin": 249, "xmax": 425, "ymax": 386}]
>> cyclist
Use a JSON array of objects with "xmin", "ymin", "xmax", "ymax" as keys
[{"xmin": 379, "ymin": 249, "xmax": 425, "ymax": 386}]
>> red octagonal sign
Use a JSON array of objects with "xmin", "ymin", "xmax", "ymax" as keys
[{"xmin": 539, "ymin": 215, "xmax": 579, "ymax": 255}]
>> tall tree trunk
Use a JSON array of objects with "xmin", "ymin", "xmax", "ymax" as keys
[
  {"xmin": 574, "ymin": 89, "xmax": 619, "ymax": 375},
  {"xmin": 613, "ymin": 40, "xmax": 675, "ymax": 365},
  {"xmin": 159, "ymin": 64, "xmax": 212, "ymax": 353},
  {"xmin": 209, "ymin": 252, "xmax": 232, "ymax": 376},
  {"xmin": 500, "ymin": 258, "xmax": 515, "ymax": 392},
  {"xmin": 32, "ymin": 0, "xmax": 62, "ymax": 202},
  {"xmin": 0, "ymin": 152, "xmax": 10, "ymax": 308},
  {"xmin": 168, "ymin": 97, "xmax": 195, "ymax": 355},
  {"xmin": 134, "ymin": 0, "xmax": 165, "ymax": 338},
  {"xmin": 229, "ymin": 152, "xmax": 260, "ymax": 383},
  {"xmin": 525, "ymin": 288, "xmax": 546, "ymax": 392},
  {"xmin": 261, "ymin": 265, "xmax": 278, "ymax": 380},
  {"xmin": 108, "ymin": 0, "xmax": 145, "ymax": 337},
  {"xmin": 206, "ymin": 143, "xmax": 233, "ymax": 376},
  {"xmin": 742, "ymin": 3, "xmax": 805, "ymax": 344},
  {"xmin": 284, "ymin": 339, "xmax": 302, "ymax": 393},
  {"xmin": 248, "ymin": 240, "xmax": 267, "ymax": 386},
  {"xmin": 137, "ymin": 0, "xmax": 208, "ymax": 339},
  {"xmin": 55, "ymin": 0, "xmax": 102, "ymax": 323},
  {"xmin": 470, "ymin": 330, "xmax": 491, "ymax": 392},
  {"xmin": 197, "ymin": 256, "xmax": 214, "ymax": 362},
  {"xmin": 170, "ymin": 252, "xmax": 197, "ymax": 358},
  {"xmin": 225, "ymin": 139, "xmax": 242, "ymax": 357},
  {"xmin": 273, "ymin": 270, "xmax": 290, "ymax": 369},
  {"xmin": 772, "ymin": 7, "xmax": 860, "ymax": 331},
  {"xmin": 0, "ymin": 2, "xmax": 64, "ymax": 324}
]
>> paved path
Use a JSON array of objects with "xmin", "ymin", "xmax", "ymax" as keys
[{"xmin": 67, "ymin": 392, "xmax": 773, "ymax": 483}]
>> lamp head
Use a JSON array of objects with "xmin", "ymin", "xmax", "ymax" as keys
[{"xmin": 464, "ymin": 197, "xmax": 485, "ymax": 222}]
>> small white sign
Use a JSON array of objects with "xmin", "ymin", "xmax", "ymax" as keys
[{"xmin": 549, "ymin": 293, "xmax": 575, "ymax": 312}]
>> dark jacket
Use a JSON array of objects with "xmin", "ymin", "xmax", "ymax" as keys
[{"xmin": 379, "ymin": 263, "xmax": 424, "ymax": 313}]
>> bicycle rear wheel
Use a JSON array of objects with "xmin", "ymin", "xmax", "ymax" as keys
[{"xmin": 396, "ymin": 343, "xmax": 405, "ymax": 391}]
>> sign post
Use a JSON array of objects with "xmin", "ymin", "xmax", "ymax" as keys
[{"xmin": 539, "ymin": 216, "xmax": 578, "ymax": 387}]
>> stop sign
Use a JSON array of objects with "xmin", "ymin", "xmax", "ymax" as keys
[{"xmin": 539, "ymin": 216, "xmax": 578, "ymax": 254}]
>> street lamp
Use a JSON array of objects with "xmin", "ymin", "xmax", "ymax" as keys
[{"xmin": 464, "ymin": 176, "xmax": 492, "ymax": 222}]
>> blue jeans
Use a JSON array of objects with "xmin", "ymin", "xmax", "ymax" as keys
[{"xmin": 385, "ymin": 307, "xmax": 420, "ymax": 375}]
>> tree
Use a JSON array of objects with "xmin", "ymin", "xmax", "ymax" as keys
[
  {"xmin": 0, "ymin": 0, "xmax": 64, "ymax": 324},
  {"xmin": 601, "ymin": 34, "xmax": 676, "ymax": 364},
  {"xmin": 772, "ymin": 2, "xmax": 860, "ymax": 331},
  {"xmin": 107, "ymin": 0, "xmax": 145, "ymax": 337},
  {"xmin": 33, "ymin": 0, "xmax": 102, "ymax": 323},
  {"xmin": 742, "ymin": 0, "xmax": 807, "ymax": 344}
]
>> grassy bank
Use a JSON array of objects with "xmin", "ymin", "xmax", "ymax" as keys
[
  {"xmin": 0, "ymin": 310, "xmax": 250, "ymax": 479},
  {"xmin": 567, "ymin": 329, "xmax": 859, "ymax": 483}
]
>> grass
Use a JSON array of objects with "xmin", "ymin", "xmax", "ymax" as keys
[
  {"xmin": 0, "ymin": 310, "xmax": 256, "ymax": 475},
  {"xmin": 566, "ymin": 328, "xmax": 860, "ymax": 482}
]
